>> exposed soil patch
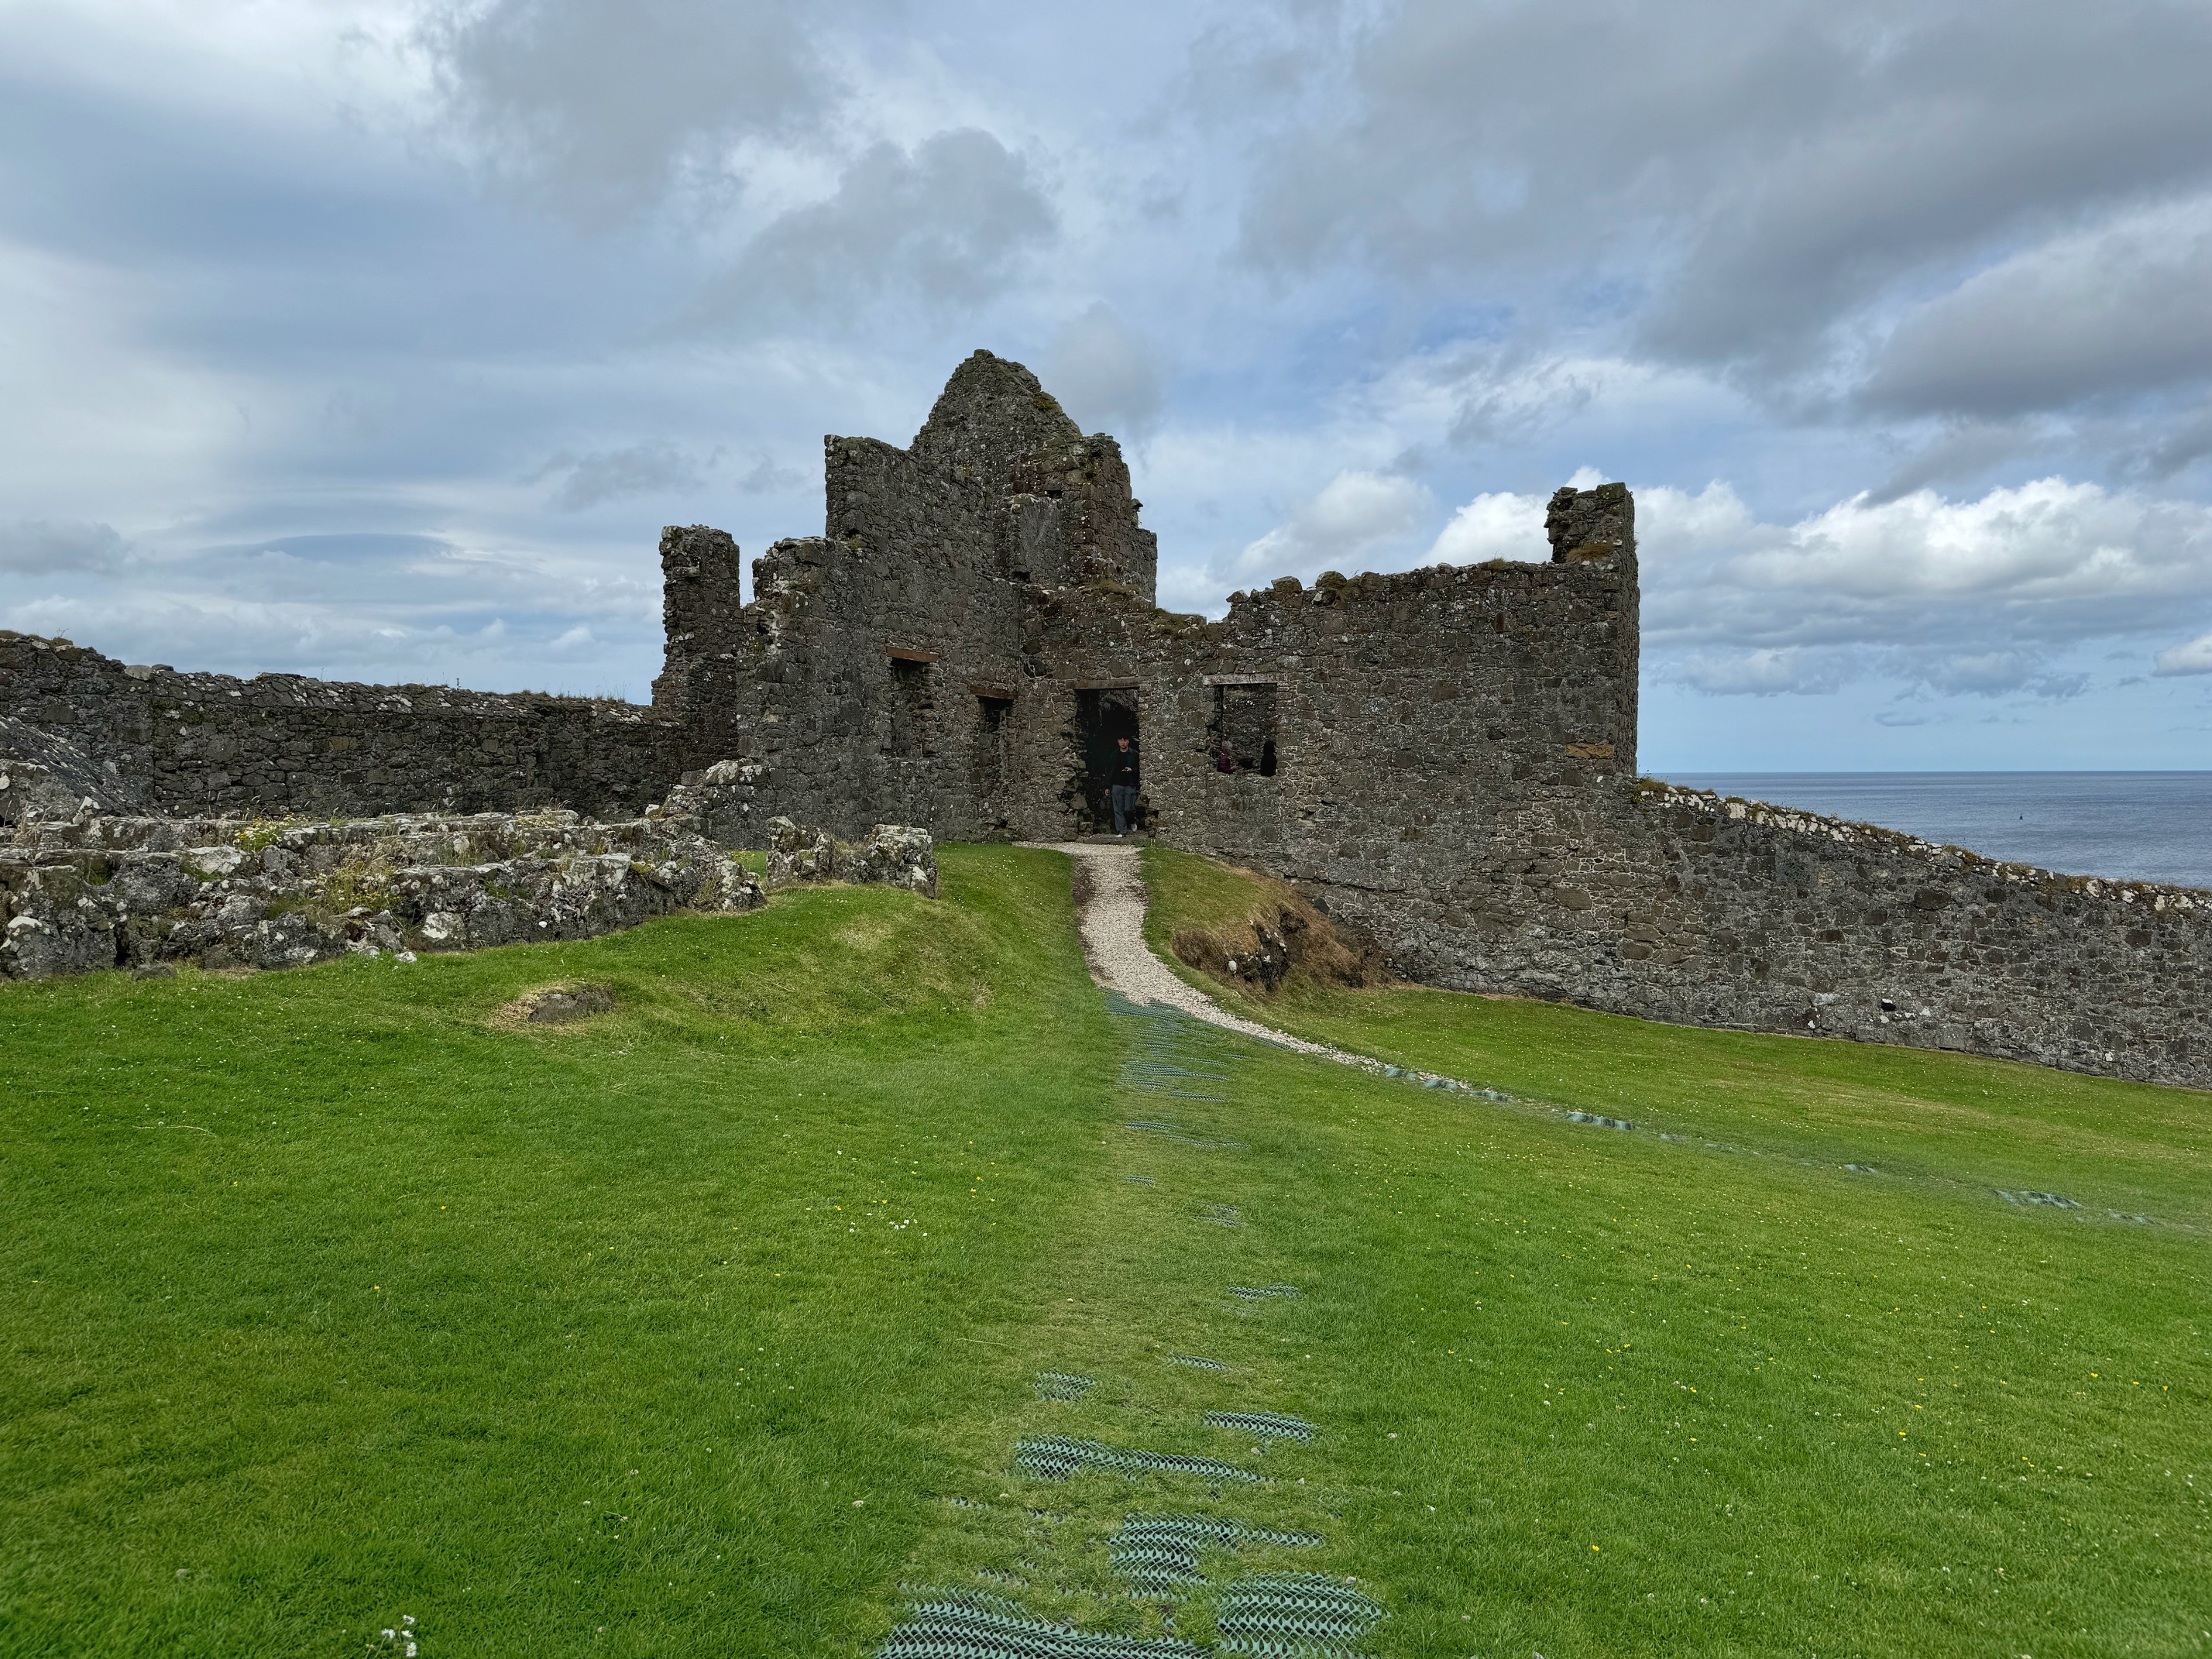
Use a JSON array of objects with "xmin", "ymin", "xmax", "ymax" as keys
[
  {"xmin": 1168, "ymin": 874, "xmax": 1390, "ymax": 997},
  {"xmin": 495, "ymin": 982, "xmax": 617, "ymax": 1030}
]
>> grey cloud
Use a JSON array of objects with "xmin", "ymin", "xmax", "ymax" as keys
[
  {"xmin": 534, "ymin": 441, "xmax": 710, "ymax": 510},
  {"xmin": 424, "ymin": 0, "xmax": 840, "ymax": 225},
  {"xmin": 0, "ymin": 520, "xmax": 129, "ymax": 575},
  {"xmin": 696, "ymin": 129, "xmax": 1056, "ymax": 327},
  {"xmin": 1869, "ymin": 418, "xmax": 2062, "ymax": 501},
  {"xmin": 1862, "ymin": 201, "xmax": 2212, "ymax": 416},
  {"xmin": 1234, "ymin": 0, "xmax": 2212, "ymax": 393},
  {"xmin": 1039, "ymin": 304, "xmax": 1165, "ymax": 440},
  {"xmin": 737, "ymin": 455, "xmax": 805, "ymax": 494}
]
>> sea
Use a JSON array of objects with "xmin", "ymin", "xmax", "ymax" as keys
[{"xmin": 1671, "ymin": 773, "xmax": 2212, "ymax": 892}]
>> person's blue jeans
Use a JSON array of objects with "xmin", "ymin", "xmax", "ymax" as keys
[{"xmin": 1110, "ymin": 784, "xmax": 1138, "ymax": 833}]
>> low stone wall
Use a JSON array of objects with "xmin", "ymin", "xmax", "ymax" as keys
[
  {"xmin": 1301, "ymin": 781, "xmax": 2212, "ymax": 1091},
  {"xmin": 0, "ymin": 631, "xmax": 690, "ymax": 819},
  {"xmin": 2, "ymin": 807, "xmax": 763, "ymax": 981}
]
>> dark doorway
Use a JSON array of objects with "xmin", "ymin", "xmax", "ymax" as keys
[{"xmin": 1073, "ymin": 686, "xmax": 1139, "ymax": 831}]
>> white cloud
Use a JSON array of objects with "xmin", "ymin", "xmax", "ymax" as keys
[
  {"xmin": 1427, "ymin": 489, "xmax": 1547, "ymax": 565},
  {"xmin": 2154, "ymin": 630, "xmax": 2212, "ymax": 677},
  {"xmin": 1228, "ymin": 469, "xmax": 1433, "ymax": 587},
  {"xmin": 1644, "ymin": 477, "xmax": 2212, "ymax": 695}
]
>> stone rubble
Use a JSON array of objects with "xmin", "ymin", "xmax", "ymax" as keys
[
  {"xmin": 0, "ymin": 768, "xmax": 933, "ymax": 982},
  {"xmin": 765, "ymin": 816, "xmax": 938, "ymax": 898}
]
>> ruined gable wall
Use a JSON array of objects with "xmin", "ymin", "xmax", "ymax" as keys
[
  {"xmin": 716, "ymin": 351, "xmax": 1158, "ymax": 840},
  {"xmin": 0, "ymin": 630, "xmax": 685, "ymax": 819}
]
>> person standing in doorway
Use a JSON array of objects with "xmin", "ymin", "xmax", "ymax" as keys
[{"xmin": 1109, "ymin": 733, "xmax": 1140, "ymax": 836}]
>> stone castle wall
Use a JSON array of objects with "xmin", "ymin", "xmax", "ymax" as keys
[
  {"xmin": 1276, "ymin": 780, "xmax": 2211, "ymax": 1090},
  {"xmin": 1009, "ymin": 547, "xmax": 1637, "ymax": 857},
  {"xmin": 0, "ymin": 630, "xmax": 686, "ymax": 820},
  {"xmin": 5, "ymin": 349, "xmax": 2205, "ymax": 1088},
  {"xmin": 700, "ymin": 351, "xmax": 1159, "ymax": 840}
]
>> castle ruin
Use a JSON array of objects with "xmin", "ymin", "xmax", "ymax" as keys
[{"xmin": 5, "ymin": 351, "xmax": 2208, "ymax": 1088}]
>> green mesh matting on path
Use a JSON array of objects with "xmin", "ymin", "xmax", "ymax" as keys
[
  {"xmin": 1214, "ymin": 1572, "xmax": 1388, "ymax": 1654},
  {"xmin": 1035, "ymin": 1372, "xmax": 1097, "ymax": 1401},
  {"xmin": 1107, "ymin": 1514, "xmax": 1325, "ymax": 1595},
  {"xmin": 1104, "ymin": 992, "xmax": 1256, "ymax": 1101},
  {"xmin": 877, "ymin": 1590, "xmax": 1204, "ymax": 1659},
  {"xmin": 1166, "ymin": 1354, "xmax": 1228, "ymax": 1372},
  {"xmin": 1124, "ymin": 1119, "xmax": 1249, "ymax": 1151},
  {"xmin": 1224, "ymin": 1283, "xmax": 1301, "ymax": 1302},
  {"xmin": 1202, "ymin": 1410, "xmax": 1314, "ymax": 1443},
  {"xmin": 1015, "ymin": 1436, "xmax": 1265, "ymax": 1484}
]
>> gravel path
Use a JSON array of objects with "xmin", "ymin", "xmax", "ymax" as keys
[{"xmin": 1029, "ymin": 840, "xmax": 1506, "ymax": 1097}]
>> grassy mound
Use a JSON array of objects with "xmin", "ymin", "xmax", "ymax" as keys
[{"xmin": 3, "ymin": 844, "xmax": 2206, "ymax": 1657}]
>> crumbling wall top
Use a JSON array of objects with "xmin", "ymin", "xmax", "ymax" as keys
[{"xmin": 1547, "ymin": 481, "xmax": 1636, "ymax": 564}]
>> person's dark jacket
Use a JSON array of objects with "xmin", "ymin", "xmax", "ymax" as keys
[{"xmin": 1110, "ymin": 744, "xmax": 1139, "ymax": 788}]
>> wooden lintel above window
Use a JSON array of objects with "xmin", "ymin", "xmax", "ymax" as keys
[
  {"xmin": 885, "ymin": 646, "xmax": 937, "ymax": 664},
  {"xmin": 1070, "ymin": 679, "xmax": 1139, "ymax": 692},
  {"xmin": 970, "ymin": 684, "xmax": 1015, "ymax": 701}
]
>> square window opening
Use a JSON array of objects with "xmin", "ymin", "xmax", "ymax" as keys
[{"xmin": 1209, "ymin": 683, "xmax": 1277, "ymax": 777}]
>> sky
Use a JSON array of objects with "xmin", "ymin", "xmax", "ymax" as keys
[{"xmin": 5, "ymin": 0, "xmax": 2212, "ymax": 772}]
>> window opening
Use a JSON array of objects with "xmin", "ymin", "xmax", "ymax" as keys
[
  {"xmin": 972, "ymin": 694, "xmax": 1012, "ymax": 799},
  {"xmin": 1209, "ymin": 683, "xmax": 1278, "ymax": 777},
  {"xmin": 888, "ymin": 658, "xmax": 933, "ymax": 757}
]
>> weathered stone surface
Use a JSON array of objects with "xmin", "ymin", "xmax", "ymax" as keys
[
  {"xmin": 0, "ymin": 633, "xmax": 686, "ymax": 820},
  {"xmin": 658, "ymin": 757, "xmax": 769, "ymax": 847},
  {"xmin": 765, "ymin": 816, "xmax": 936, "ymax": 898},
  {"xmin": 0, "ymin": 715, "xmax": 143, "ymax": 823},
  {"xmin": 833, "ymin": 823, "xmax": 939, "ymax": 898},
  {"xmin": 0, "ymin": 805, "xmax": 762, "ymax": 982}
]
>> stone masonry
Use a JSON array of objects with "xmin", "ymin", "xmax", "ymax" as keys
[{"xmin": 5, "ymin": 350, "xmax": 2207, "ymax": 1087}]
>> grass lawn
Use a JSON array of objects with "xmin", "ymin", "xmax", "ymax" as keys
[{"xmin": 3, "ymin": 843, "xmax": 2207, "ymax": 1657}]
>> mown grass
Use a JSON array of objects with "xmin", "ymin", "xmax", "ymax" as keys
[
  {"xmin": 3, "ymin": 843, "xmax": 2207, "ymax": 1657},
  {"xmin": 1113, "ymin": 845, "xmax": 2211, "ymax": 1654},
  {"xmin": 2, "ymin": 847, "xmax": 1115, "ymax": 1657}
]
